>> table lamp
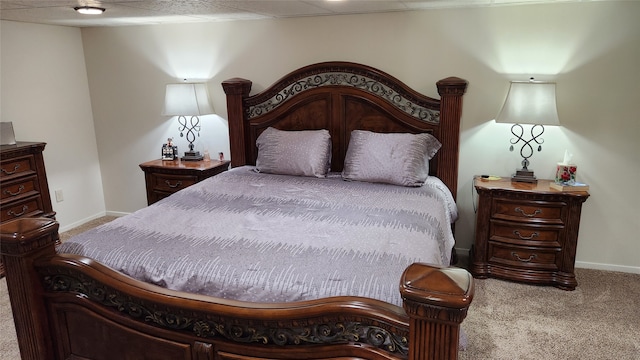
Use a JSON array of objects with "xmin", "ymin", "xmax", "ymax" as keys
[
  {"xmin": 495, "ymin": 78, "xmax": 560, "ymax": 183},
  {"xmin": 163, "ymin": 82, "xmax": 214, "ymax": 161}
]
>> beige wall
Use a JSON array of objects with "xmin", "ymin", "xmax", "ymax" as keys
[
  {"xmin": 2, "ymin": 1, "xmax": 638, "ymax": 272},
  {"xmin": 0, "ymin": 21, "xmax": 106, "ymax": 230}
]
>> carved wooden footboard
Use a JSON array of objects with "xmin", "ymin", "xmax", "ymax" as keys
[{"xmin": 2, "ymin": 217, "xmax": 474, "ymax": 360}]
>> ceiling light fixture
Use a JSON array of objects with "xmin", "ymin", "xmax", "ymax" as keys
[{"xmin": 74, "ymin": 6, "xmax": 106, "ymax": 15}]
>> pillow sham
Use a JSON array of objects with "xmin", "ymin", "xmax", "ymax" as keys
[
  {"xmin": 255, "ymin": 127, "xmax": 331, "ymax": 178},
  {"xmin": 342, "ymin": 130, "xmax": 441, "ymax": 187}
]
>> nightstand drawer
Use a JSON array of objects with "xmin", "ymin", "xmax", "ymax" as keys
[
  {"xmin": 0, "ymin": 156, "xmax": 36, "ymax": 180},
  {"xmin": 140, "ymin": 159, "xmax": 230, "ymax": 206},
  {"xmin": 1, "ymin": 177, "xmax": 39, "ymax": 203},
  {"xmin": 492, "ymin": 198, "xmax": 564, "ymax": 224},
  {"xmin": 1, "ymin": 195, "xmax": 45, "ymax": 222},
  {"xmin": 490, "ymin": 220, "xmax": 561, "ymax": 247},
  {"xmin": 488, "ymin": 242, "xmax": 560, "ymax": 271},
  {"xmin": 152, "ymin": 174, "xmax": 197, "ymax": 192}
]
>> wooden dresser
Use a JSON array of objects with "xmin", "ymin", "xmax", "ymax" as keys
[
  {"xmin": 0, "ymin": 142, "xmax": 56, "ymax": 277},
  {"xmin": 471, "ymin": 178, "xmax": 589, "ymax": 290},
  {"xmin": 139, "ymin": 159, "xmax": 230, "ymax": 205}
]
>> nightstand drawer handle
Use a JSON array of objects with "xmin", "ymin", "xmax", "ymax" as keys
[
  {"xmin": 165, "ymin": 180, "xmax": 183, "ymax": 188},
  {"xmin": 513, "ymin": 230, "xmax": 539, "ymax": 240},
  {"xmin": 8, "ymin": 205, "xmax": 29, "ymax": 217},
  {"xmin": 4, "ymin": 185, "xmax": 25, "ymax": 197},
  {"xmin": 514, "ymin": 207, "xmax": 542, "ymax": 217},
  {"xmin": 511, "ymin": 252, "xmax": 537, "ymax": 262},
  {"xmin": 1, "ymin": 164, "xmax": 21, "ymax": 175}
]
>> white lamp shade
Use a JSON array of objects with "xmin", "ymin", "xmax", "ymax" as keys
[
  {"xmin": 495, "ymin": 81, "xmax": 559, "ymax": 126},
  {"xmin": 163, "ymin": 83, "xmax": 214, "ymax": 116}
]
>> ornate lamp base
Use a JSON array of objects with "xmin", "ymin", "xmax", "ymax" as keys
[
  {"xmin": 511, "ymin": 168, "xmax": 537, "ymax": 183},
  {"xmin": 507, "ymin": 123, "xmax": 546, "ymax": 184},
  {"xmin": 178, "ymin": 115, "xmax": 203, "ymax": 161},
  {"xmin": 181, "ymin": 150, "xmax": 203, "ymax": 161}
]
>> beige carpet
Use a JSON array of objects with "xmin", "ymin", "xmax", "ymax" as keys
[
  {"xmin": 1, "ymin": 217, "xmax": 639, "ymax": 359},
  {"xmin": 458, "ymin": 268, "xmax": 640, "ymax": 360}
]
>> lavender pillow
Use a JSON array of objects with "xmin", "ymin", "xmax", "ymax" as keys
[
  {"xmin": 342, "ymin": 130, "xmax": 441, "ymax": 186},
  {"xmin": 255, "ymin": 127, "xmax": 331, "ymax": 178}
]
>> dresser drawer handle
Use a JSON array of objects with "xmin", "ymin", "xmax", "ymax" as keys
[
  {"xmin": 513, "ymin": 230, "xmax": 539, "ymax": 240},
  {"xmin": 165, "ymin": 180, "xmax": 183, "ymax": 188},
  {"xmin": 514, "ymin": 207, "xmax": 542, "ymax": 217},
  {"xmin": 1, "ymin": 164, "xmax": 21, "ymax": 175},
  {"xmin": 511, "ymin": 252, "xmax": 537, "ymax": 262},
  {"xmin": 3, "ymin": 185, "xmax": 25, "ymax": 197},
  {"xmin": 8, "ymin": 205, "xmax": 29, "ymax": 217}
]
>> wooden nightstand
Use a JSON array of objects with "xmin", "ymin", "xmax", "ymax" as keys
[
  {"xmin": 470, "ymin": 177, "xmax": 589, "ymax": 290},
  {"xmin": 139, "ymin": 159, "xmax": 230, "ymax": 205}
]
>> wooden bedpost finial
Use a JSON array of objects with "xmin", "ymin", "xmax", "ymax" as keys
[
  {"xmin": 400, "ymin": 263, "xmax": 474, "ymax": 360},
  {"xmin": 221, "ymin": 78, "xmax": 252, "ymax": 96},
  {"xmin": 436, "ymin": 77, "xmax": 468, "ymax": 96},
  {"xmin": 0, "ymin": 217, "xmax": 59, "ymax": 257}
]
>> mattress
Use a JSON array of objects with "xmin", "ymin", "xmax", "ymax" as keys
[{"xmin": 59, "ymin": 166, "xmax": 457, "ymax": 307}]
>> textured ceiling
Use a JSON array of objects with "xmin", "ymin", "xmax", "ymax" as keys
[{"xmin": 0, "ymin": 0, "xmax": 595, "ymax": 27}]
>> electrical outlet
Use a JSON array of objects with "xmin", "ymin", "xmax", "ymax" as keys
[{"xmin": 55, "ymin": 189, "xmax": 64, "ymax": 202}]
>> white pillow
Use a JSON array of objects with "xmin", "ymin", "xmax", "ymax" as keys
[
  {"xmin": 255, "ymin": 127, "xmax": 331, "ymax": 178},
  {"xmin": 342, "ymin": 130, "xmax": 441, "ymax": 186}
]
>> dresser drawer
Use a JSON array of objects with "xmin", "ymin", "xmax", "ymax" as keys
[
  {"xmin": 492, "ymin": 198, "xmax": 564, "ymax": 224},
  {"xmin": 490, "ymin": 220, "xmax": 561, "ymax": 247},
  {"xmin": 151, "ymin": 174, "xmax": 197, "ymax": 193},
  {"xmin": 1, "ymin": 195, "xmax": 45, "ymax": 222},
  {"xmin": 1, "ymin": 177, "xmax": 39, "ymax": 204},
  {"xmin": 488, "ymin": 242, "xmax": 560, "ymax": 271},
  {"xmin": 0, "ymin": 155, "xmax": 36, "ymax": 180},
  {"xmin": 1, "ymin": 142, "xmax": 55, "ymax": 278}
]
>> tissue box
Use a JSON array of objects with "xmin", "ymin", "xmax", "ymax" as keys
[{"xmin": 555, "ymin": 164, "xmax": 577, "ymax": 185}]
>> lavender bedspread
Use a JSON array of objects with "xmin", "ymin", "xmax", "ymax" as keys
[{"xmin": 59, "ymin": 166, "xmax": 457, "ymax": 307}]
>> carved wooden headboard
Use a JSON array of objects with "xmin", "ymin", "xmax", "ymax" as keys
[{"xmin": 222, "ymin": 61, "xmax": 467, "ymax": 198}]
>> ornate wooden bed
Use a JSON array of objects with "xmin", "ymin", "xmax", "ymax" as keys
[{"xmin": 1, "ymin": 62, "xmax": 471, "ymax": 360}]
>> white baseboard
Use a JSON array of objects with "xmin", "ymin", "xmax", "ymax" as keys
[
  {"xmin": 105, "ymin": 210, "xmax": 131, "ymax": 218},
  {"xmin": 455, "ymin": 247, "xmax": 640, "ymax": 275},
  {"xmin": 58, "ymin": 211, "xmax": 129, "ymax": 233},
  {"xmin": 575, "ymin": 261, "xmax": 640, "ymax": 275},
  {"xmin": 58, "ymin": 212, "xmax": 106, "ymax": 233}
]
